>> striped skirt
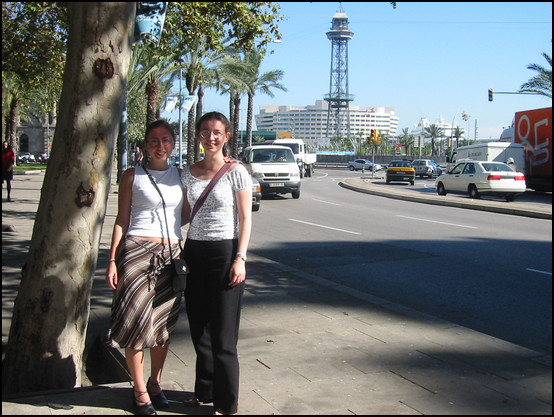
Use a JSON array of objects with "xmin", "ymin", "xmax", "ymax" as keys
[{"xmin": 105, "ymin": 237, "xmax": 182, "ymax": 350}]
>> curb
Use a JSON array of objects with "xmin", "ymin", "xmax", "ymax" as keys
[{"xmin": 340, "ymin": 178, "xmax": 552, "ymax": 220}]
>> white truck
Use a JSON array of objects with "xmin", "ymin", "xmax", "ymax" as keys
[
  {"xmin": 449, "ymin": 142, "xmax": 525, "ymax": 171},
  {"xmin": 272, "ymin": 138, "xmax": 317, "ymax": 178},
  {"xmin": 242, "ymin": 145, "xmax": 301, "ymax": 199}
]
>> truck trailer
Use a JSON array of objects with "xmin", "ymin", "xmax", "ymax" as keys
[
  {"xmin": 450, "ymin": 142, "xmax": 525, "ymax": 170},
  {"xmin": 500, "ymin": 107, "xmax": 552, "ymax": 192}
]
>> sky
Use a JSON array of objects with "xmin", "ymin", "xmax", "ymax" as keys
[{"xmin": 162, "ymin": 2, "xmax": 552, "ymax": 140}]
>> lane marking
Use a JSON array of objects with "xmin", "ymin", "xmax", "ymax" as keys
[
  {"xmin": 397, "ymin": 215, "xmax": 478, "ymax": 229},
  {"xmin": 289, "ymin": 219, "xmax": 361, "ymax": 235},
  {"xmin": 312, "ymin": 198, "xmax": 340, "ymax": 206},
  {"xmin": 526, "ymin": 268, "xmax": 552, "ymax": 276}
]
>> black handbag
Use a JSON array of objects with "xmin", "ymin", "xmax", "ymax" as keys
[{"xmin": 143, "ymin": 166, "xmax": 188, "ymax": 293}]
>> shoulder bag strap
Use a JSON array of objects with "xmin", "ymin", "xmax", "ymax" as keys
[
  {"xmin": 189, "ymin": 161, "xmax": 237, "ymax": 223},
  {"xmin": 142, "ymin": 166, "xmax": 177, "ymax": 262}
]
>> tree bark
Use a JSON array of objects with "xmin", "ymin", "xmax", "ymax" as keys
[
  {"xmin": 2, "ymin": 2, "xmax": 135, "ymax": 394},
  {"xmin": 246, "ymin": 93, "xmax": 254, "ymax": 148},
  {"xmin": 146, "ymin": 75, "xmax": 158, "ymax": 125},
  {"xmin": 231, "ymin": 95, "xmax": 241, "ymax": 158}
]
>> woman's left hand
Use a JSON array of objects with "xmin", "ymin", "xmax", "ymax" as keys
[{"xmin": 229, "ymin": 259, "xmax": 246, "ymax": 287}]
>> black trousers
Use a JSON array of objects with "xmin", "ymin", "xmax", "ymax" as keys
[{"xmin": 183, "ymin": 238, "xmax": 244, "ymax": 414}]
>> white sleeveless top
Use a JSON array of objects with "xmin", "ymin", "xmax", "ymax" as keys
[{"xmin": 127, "ymin": 165, "xmax": 184, "ymax": 240}]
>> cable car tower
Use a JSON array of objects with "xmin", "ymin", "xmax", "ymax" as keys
[{"xmin": 325, "ymin": 5, "xmax": 354, "ymax": 142}]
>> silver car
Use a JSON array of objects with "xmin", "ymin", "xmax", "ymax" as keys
[
  {"xmin": 412, "ymin": 159, "xmax": 436, "ymax": 178},
  {"xmin": 348, "ymin": 159, "xmax": 381, "ymax": 172}
]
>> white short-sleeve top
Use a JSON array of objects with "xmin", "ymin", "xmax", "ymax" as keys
[{"xmin": 181, "ymin": 164, "xmax": 251, "ymax": 241}]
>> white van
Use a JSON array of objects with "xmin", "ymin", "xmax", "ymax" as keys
[
  {"xmin": 449, "ymin": 142, "xmax": 524, "ymax": 170},
  {"xmin": 242, "ymin": 145, "xmax": 301, "ymax": 199}
]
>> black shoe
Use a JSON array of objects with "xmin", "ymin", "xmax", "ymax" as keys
[
  {"xmin": 132, "ymin": 388, "xmax": 157, "ymax": 415},
  {"xmin": 147, "ymin": 377, "xmax": 169, "ymax": 409}
]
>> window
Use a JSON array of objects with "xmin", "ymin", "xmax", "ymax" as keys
[
  {"xmin": 463, "ymin": 164, "xmax": 476, "ymax": 174},
  {"xmin": 19, "ymin": 134, "xmax": 29, "ymax": 152}
]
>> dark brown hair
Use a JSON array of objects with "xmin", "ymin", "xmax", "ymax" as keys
[
  {"xmin": 144, "ymin": 119, "xmax": 175, "ymax": 143},
  {"xmin": 195, "ymin": 111, "xmax": 231, "ymax": 133}
]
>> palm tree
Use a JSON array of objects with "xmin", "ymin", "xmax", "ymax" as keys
[
  {"xmin": 214, "ymin": 53, "xmax": 252, "ymax": 158},
  {"xmin": 241, "ymin": 48, "xmax": 287, "ymax": 148},
  {"xmin": 424, "ymin": 124, "xmax": 444, "ymax": 157},
  {"xmin": 126, "ymin": 43, "xmax": 176, "ymax": 140},
  {"xmin": 176, "ymin": 36, "xmax": 229, "ymax": 163},
  {"xmin": 452, "ymin": 126, "xmax": 464, "ymax": 149},
  {"xmin": 397, "ymin": 127, "xmax": 414, "ymax": 155},
  {"xmin": 519, "ymin": 49, "xmax": 552, "ymax": 98}
]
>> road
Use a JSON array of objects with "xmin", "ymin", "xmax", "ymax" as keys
[{"xmin": 249, "ymin": 168, "xmax": 553, "ymax": 355}]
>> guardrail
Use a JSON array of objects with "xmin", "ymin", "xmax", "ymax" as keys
[{"xmin": 315, "ymin": 162, "xmax": 348, "ymax": 169}]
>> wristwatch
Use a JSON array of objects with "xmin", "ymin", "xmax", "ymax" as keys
[{"xmin": 236, "ymin": 252, "xmax": 247, "ymax": 262}]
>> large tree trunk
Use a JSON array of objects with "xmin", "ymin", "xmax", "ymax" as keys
[{"xmin": 2, "ymin": 2, "xmax": 135, "ymax": 395}]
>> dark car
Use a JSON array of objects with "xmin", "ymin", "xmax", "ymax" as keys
[{"xmin": 386, "ymin": 160, "xmax": 415, "ymax": 185}]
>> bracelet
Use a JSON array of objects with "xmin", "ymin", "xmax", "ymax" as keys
[
  {"xmin": 108, "ymin": 259, "xmax": 116, "ymax": 262},
  {"xmin": 236, "ymin": 252, "xmax": 247, "ymax": 262}
]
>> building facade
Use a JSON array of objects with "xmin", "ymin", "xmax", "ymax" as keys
[
  {"xmin": 409, "ymin": 115, "xmax": 466, "ymax": 148},
  {"xmin": 16, "ymin": 116, "xmax": 54, "ymax": 158},
  {"xmin": 255, "ymin": 100, "xmax": 399, "ymax": 150}
]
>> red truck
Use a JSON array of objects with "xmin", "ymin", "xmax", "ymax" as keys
[{"xmin": 501, "ymin": 107, "xmax": 552, "ymax": 192}]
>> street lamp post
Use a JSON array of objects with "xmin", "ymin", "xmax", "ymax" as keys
[
  {"xmin": 164, "ymin": 67, "xmax": 197, "ymax": 167},
  {"xmin": 178, "ymin": 67, "xmax": 183, "ymax": 168},
  {"xmin": 450, "ymin": 111, "xmax": 468, "ymax": 158}
]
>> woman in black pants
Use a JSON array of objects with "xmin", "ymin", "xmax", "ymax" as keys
[{"xmin": 180, "ymin": 111, "xmax": 252, "ymax": 415}]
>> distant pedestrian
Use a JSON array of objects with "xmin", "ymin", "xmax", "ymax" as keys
[
  {"xmin": 2, "ymin": 141, "xmax": 15, "ymax": 202},
  {"xmin": 131, "ymin": 145, "xmax": 144, "ymax": 167},
  {"xmin": 506, "ymin": 157, "xmax": 518, "ymax": 172}
]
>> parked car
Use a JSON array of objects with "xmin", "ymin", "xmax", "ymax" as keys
[
  {"xmin": 348, "ymin": 159, "xmax": 382, "ymax": 172},
  {"xmin": 429, "ymin": 160, "xmax": 443, "ymax": 177},
  {"xmin": 386, "ymin": 160, "xmax": 415, "ymax": 185},
  {"xmin": 435, "ymin": 160, "xmax": 526, "ymax": 201},
  {"xmin": 38, "ymin": 152, "xmax": 49, "ymax": 163},
  {"xmin": 412, "ymin": 159, "xmax": 436, "ymax": 178},
  {"xmin": 17, "ymin": 152, "xmax": 36, "ymax": 163},
  {"xmin": 251, "ymin": 177, "xmax": 261, "ymax": 212}
]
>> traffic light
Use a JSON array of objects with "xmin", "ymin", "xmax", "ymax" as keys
[
  {"xmin": 488, "ymin": 88, "xmax": 493, "ymax": 102},
  {"xmin": 367, "ymin": 129, "xmax": 376, "ymax": 145},
  {"xmin": 375, "ymin": 131, "xmax": 381, "ymax": 145}
]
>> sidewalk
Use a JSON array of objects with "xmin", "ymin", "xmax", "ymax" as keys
[{"xmin": 2, "ymin": 170, "xmax": 552, "ymax": 415}]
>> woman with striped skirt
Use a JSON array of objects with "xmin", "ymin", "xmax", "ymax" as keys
[{"xmin": 105, "ymin": 120, "xmax": 185, "ymax": 415}]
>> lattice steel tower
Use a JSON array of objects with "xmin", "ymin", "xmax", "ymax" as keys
[{"xmin": 325, "ymin": 5, "xmax": 354, "ymax": 141}]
